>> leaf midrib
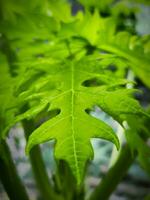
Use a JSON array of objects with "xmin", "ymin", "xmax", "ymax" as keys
[{"xmin": 71, "ymin": 63, "xmax": 80, "ymax": 183}]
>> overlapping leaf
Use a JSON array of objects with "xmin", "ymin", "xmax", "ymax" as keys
[
  {"xmin": 97, "ymin": 31, "xmax": 150, "ymax": 87},
  {"xmin": 57, "ymin": 9, "xmax": 150, "ymax": 87}
]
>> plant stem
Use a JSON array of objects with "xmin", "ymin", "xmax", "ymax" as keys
[
  {"xmin": 0, "ymin": 140, "xmax": 29, "ymax": 200},
  {"xmin": 89, "ymin": 144, "xmax": 135, "ymax": 200},
  {"xmin": 22, "ymin": 118, "xmax": 63, "ymax": 200}
]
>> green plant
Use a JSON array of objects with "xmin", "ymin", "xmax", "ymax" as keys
[{"xmin": 0, "ymin": 0, "xmax": 150, "ymax": 200}]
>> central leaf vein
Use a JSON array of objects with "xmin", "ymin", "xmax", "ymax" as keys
[{"xmin": 71, "ymin": 64, "xmax": 80, "ymax": 182}]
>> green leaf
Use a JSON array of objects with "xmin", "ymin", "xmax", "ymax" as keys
[
  {"xmin": 8, "ymin": 58, "xmax": 146, "ymax": 185},
  {"xmin": 48, "ymin": 0, "xmax": 72, "ymax": 22},
  {"xmin": 0, "ymin": 53, "xmax": 16, "ymax": 133},
  {"xmin": 59, "ymin": 10, "xmax": 103, "ymax": 45},
  {"xmin": 97, "ymin": 31, "xmax": 150, "ymax": 88},
  {"xmin": 57, "ymin": 12, "xmax": 150, "ymax": 87}
]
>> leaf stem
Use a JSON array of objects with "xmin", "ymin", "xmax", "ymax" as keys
[
  {"xmin": 0, "ymin": 140, "xmax": 29, "ymax": 200},
  {"xmin": 89, "ymin": 144, "xmax": 135, "ymax": 200}
]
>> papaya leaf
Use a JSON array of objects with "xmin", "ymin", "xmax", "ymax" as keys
[
  {"xmin": 57, "ymin": 10, "xmax": 150, "ymax": 87},
  {"xmin": 97, "ymin": 31, "xmax": 150, "ymax": 87},
  {"xmin": 5, "ymin": 58, "xmax": 147, "ymax": 185}
]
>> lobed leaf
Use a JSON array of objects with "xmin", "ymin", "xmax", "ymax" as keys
[{"xmin": 9, "ymin": 58, "xmax": 147, "ymax": 184}]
